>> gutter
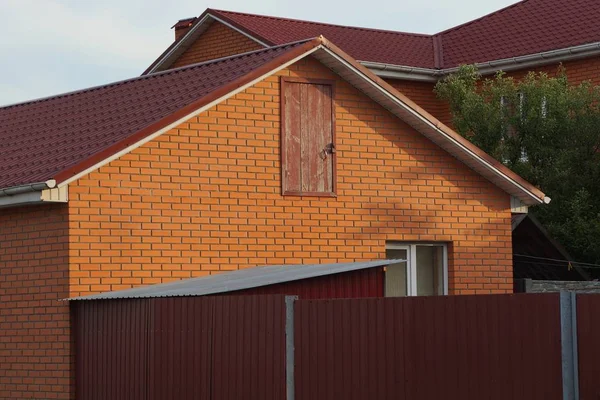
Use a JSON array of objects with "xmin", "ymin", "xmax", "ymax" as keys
[
  {"xmin": 361, "ymin": 41, "xmax": 600, "ymax": 82},
  {"xmin": 359, "ymin": 61, "xmax": 439, "ymax": 82},
  {"xmin": 0, "ymin": 179, "xmax": 68, "ymax": 208},
  {"xmin": 0, "ymin": 179, "xmax": 56, "ymax": 197}
]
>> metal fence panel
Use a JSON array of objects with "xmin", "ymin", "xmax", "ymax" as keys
[
  {"xmin": 294, "ymin": 294, "xmax": 563, "ymax": 400},
  {"xmin": 75, "ymin": 295, "xmax": 286, "ymax": 400},
  {"xmin": 576, "ymin": 294, "xmax": 600, "ymax": 400},
  {"xmin": 75, "ymin": 299, "xmax": 149, "ymax": 400}
]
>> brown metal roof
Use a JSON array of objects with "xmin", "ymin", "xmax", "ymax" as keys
[
  {"xmin": 0, "ymin": 39, "xmax": 316, "ymax": 189},
  {"xmin": 150, "ymin": 1, "xmax": 600, "ymax": 73},
  {"xmin": 0, "ymin": 36, "xmax": 545, "ymax": 205}
]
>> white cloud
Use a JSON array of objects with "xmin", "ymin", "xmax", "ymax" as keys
[{"xmin": 0, "ymin": 0, "xmax": 519, "ymax": 106}]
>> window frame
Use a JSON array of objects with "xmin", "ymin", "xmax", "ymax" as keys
[
  {"xmin": 386, "ymin": 243, "xmax": 449, "ymax": 296},
  {"xmin": 280, "ymin": 77, "xmax": 337, "ymax": 197}
]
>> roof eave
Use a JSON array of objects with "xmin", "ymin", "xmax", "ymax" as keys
[
  {"xmin": 364, "ymin": 41, "xmax": 600, "ymax": 82},
  {"xmin": 5, "ymin": 36, "xmax": 545, "ymax": 208},
  {"xmin": 314, "ymin": 37, "xmax": 547, "ymax": 206},
  {"xmin": 0, "ymin": 180, "xmax": 69, "ymax": 209}
]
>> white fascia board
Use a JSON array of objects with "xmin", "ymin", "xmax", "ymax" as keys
[
  {"xmin": 321, "ymin": 47, "xmax": 544, "ymax": 205},
  {"xmin": 58, "ymin": 46, "xmax": 322, "ymax": 188}
]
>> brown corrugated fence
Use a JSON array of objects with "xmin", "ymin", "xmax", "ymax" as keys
[
  {"xmin": 576, "ymin": 294, "xmax": 600, "ymax": 399},
  {"xmin": 74, "ymin": 293, "xmax": 600, "ymax": 399},
  {"xmin": 294, "ymin": 294, "xmax": 563, "ymax": 400},
  {"xmin": 74, "ymin": 296, "xmax": 286, "ymax": 400}
]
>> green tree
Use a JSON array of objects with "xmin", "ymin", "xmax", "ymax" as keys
[{"xmin": 435, "ymin": 65, "xmax": 600, "ymax": 264}]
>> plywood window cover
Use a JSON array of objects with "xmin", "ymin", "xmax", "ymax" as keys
[{"xmin": 280, "ymin": 77, "xmax": 337, "ymax": 197}]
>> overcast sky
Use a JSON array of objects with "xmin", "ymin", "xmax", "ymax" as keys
[{"xmin": 0, "ymin": 0, "xmax": 519, "ymax": 106}]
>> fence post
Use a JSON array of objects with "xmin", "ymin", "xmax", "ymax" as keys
[
  {"xmin": 285, "ymin": 296, "xmax": 298, "ymax": 400},
  {"xmin": 560, "ymin": 292, "xmax": 579, "ymax": 400}
]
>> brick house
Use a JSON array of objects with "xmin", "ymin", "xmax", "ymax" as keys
[
  {"xmin": 0, "ymin": 0, "xmax": 597, "ymax": 398},
  {"xmin": 150, "ymin": 0, "xmax": 600, "ymax": 127}
]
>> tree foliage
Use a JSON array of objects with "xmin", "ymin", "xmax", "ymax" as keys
[{"xmin": 435, "ymin": 65, "xmax": 600, "ymax": 264}]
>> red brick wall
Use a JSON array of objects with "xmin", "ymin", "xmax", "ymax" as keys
[
  {"xmin": 68, "ymin": 56, "xmax": 513, "ymax": 298},
  {"xmin": 171, "ymin": 21, "xmax": 263, "ymax": 68},
  {"xmin": 501, "ymin": 55, "xmax": 600, "ymax": 85},
  {"xmin": 0, "ymin": 204, "xmax": 72, "ymax": 399},
  {"xmin": 384, "ymin": 56, "xmax": 600, "ymax": 127},
  {"xmin": 385, "ymin": 79, "xmax": 452, "ymax": 126}
]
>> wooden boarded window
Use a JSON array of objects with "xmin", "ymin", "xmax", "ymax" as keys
[{"xmin": 281, "ymin": 77, "xmax": 336, "ymax": 196}]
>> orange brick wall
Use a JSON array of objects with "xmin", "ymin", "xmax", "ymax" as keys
[
  {"xmin": 0, "ymin": 204, "xmax": 72, "ymax": 399},
  {"xmin": 68, "ymin": 56, "xmax": 513, "ymax": 298},
  {"xmin": 171, "ymin": 21, "xmax": 263, "ymax": 68}
]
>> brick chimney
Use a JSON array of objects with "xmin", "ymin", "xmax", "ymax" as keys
[{"xmin": 173, "ymin": 17, "xmax": 197, "ymax": 41}]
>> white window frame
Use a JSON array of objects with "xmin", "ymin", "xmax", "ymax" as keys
[{"xmin": 386, "ymin": 243, "xmax": 449, "ymax": 296}]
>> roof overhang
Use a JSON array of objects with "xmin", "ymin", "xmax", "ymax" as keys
[
  {"xmin": 362, "ymin": 41, "xmax": 600, "ymax": 82},
  {"xmin": 2, "ymin": 36, "xmax": 546, "ymax": 208},
  {"xmin": 312, "ymin": 38, "xmax": 547, "ymax": 205},
  {"xmin": 0, "ymin": 180, "xmax": 68, "ymax": 208}
]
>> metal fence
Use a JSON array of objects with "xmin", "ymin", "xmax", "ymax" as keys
[
  {"xmin": 74, "ymin": 293, "xmax": 600, "ymax": 400},
  {"xmin": 74, "ymin": 296, "xmax": 286, "ymax": 400}
]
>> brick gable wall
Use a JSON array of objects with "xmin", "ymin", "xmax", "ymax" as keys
[
  {"xmin": 0, "ymin": 204, "xmax": 72, "ymax": 399},
  {"xmin": 171, "ymin": 21, "xmax": 263, "ymax": 68},
  {"xmin": 67, "ymin": 56, "xmax": 513, "ymax": 298}
]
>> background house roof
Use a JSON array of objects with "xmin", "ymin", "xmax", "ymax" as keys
[
  {"xmin": 0, "ymin": 40, "xmax": 311, "ymax": 189},
  {"xmin": 208, "ymin": 9, "xmax": 435, "ymax": 68},
  {"xmin": 438, "ymin": 0, "xmax": 600, "ymax": 66},
  {"xmin": 69, "ymin": 260, "xmax": 401, "ymax": 300},
  {"xmin": 169, "ymin": 0, "xmax": 600, "ymax": 71}
]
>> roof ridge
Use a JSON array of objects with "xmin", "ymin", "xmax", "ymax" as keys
[
  {"xmin": 434, "ymin": 0, "xmax": 528, "ymax": 36},
  {"xmin": 209, "ymin": 8, "xmax": 433, "ymax": 38},
  {"xmin": 0, "ymin": 39, "xmax": 313, "ymax": 111}
]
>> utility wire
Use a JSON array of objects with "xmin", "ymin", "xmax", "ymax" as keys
[{"xmin": 513, "ymin": 253, "xmax": 600, "ymax": 269}]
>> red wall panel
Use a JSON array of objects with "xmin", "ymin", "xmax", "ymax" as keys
[{"xmin": 229, "ymin": 267, "xmax": 384, "ymax": 299}]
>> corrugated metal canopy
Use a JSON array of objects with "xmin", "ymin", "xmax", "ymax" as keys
[{"xmin": 69, "ymin": 259, "xmax": 404, "ymax": 300}]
